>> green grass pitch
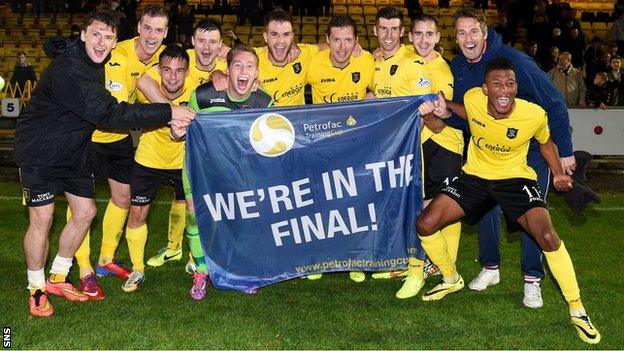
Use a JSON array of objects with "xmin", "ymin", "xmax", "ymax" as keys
[{"xmin": 0, "ymin": 180, "xmax": 623, "ymax": 349}]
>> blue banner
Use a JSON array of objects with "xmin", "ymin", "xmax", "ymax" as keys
[{"xmin": 186, "ymin": 96, "xmax": 433, "ymax": 292}]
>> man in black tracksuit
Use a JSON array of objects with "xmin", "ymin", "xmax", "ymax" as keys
[{"xmin": 14, "ymin": 11, "xmax": 195, "ymax": 317}]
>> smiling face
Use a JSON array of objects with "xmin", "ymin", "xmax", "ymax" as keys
[
  {"xmin": 81, "ymin": 20, "xmax": 118, "ymax": 64},
  {"xmin": 455, "ymin": 17, "xmax": 487, "ymax": 61},
  {"xmin": 191, "ymin": 29, "xmax": 221, "ymax": 70},
  {"xmin": 227, "ymin": 51, "xmax": 259, "ymax": 99},
  {"xmin": 482, "ymin": 68, "xmax": 517, "ymax": 118},
  {"xmin": 263, "ymin": 20, "xmax": 294, "ymax": 66},
  {"xmin": 374, "ymin": 17, "xmax": 404, "ymax": 57},
  {"xmin": 409, "ymin": 19, "xmax": 440, "ymax": 60},
  {"xmin": 136, "ymin": 14, "xmax": 168, "ymax": 59},
  {"xmin": 327, "ymin": 26, "xmax": 357, "ymax": 68},
  {"xmin": 159, "ymin": 56, "xmax": 188, "ymax": 96},
  {"xmin": 611, "ymin": 57, "xmax": 622, "ymax": 71}
]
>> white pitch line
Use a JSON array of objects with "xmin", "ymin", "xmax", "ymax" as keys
[
  {"xmin": 0, "ymin": 195, "xmax": 172, "ymax": 205},
  {"xmin": 1, "ymin": 196, "xmax": 623, "ymax": 211}
]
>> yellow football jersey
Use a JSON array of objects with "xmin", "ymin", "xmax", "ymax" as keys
[
  {"xmin": 255, "ymin": 44, "xmax": 319, "ymax": 106},
  {"xmin": 462, "ymin": 87, "xmax": 550, "ymax": 181},
  {"xmin": 185, "ymin": 49, "xmax": 227, "ymax": 91},
  {"xmin": 371, "ymin": 45, "xmax": 432, "ymax": 98},
  {"xmin": 135, "ymin": 77, "xmax": 191, "ymax": 170},
  {"xmin": 306, "ymin": 50, "xmax": 375, "ymax": 104},
  {"xmin": 93, "ymin": 38, "xmax": 164, "ymax": 143},
  {"xmin": 421, "ymin": 51, "xmax": 464, "ymax": 155}
]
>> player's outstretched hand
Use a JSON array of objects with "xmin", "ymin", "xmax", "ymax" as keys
[
  {"xmin": 560, "ymin": 155, "xmax": 577, "ymax": 176},
  {"xmin": 170, "ymin": 105, "xmax": 196, "ymax": 126},
  {"xmin": 553, "ymin": 174, "xmax": 573, "ymax": 192},
  {"xmin": 287, "ymin": 43, "xmax": 301, "ymax": 62},
  {"xmin": 217, "ymin": 45, "xmax": 230, "ymax": 59},
  {"xmin": 211, "ymin": 70, "xmax": 229, "ymax": 91}
]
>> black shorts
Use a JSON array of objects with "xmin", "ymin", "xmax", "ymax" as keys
[
  {"xmin": 130, "ymin": 162, "xmax": 185, "ymax": 206},
  {"xmin": 441, "ymin": 174, "xmax": 547, "ymax": 231},
  {"xmin": 422, "ymin": 139, "xmax": 463, "ymax": 200},
  {"xmin": 91, "ymin": 135, "xmax": 134, "ymax": 184},
  {"xmin": 19, "ymin": 169, "xmax": 95, "ymax": 207}
]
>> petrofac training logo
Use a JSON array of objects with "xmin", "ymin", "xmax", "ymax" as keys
[{"xmin": 249, "ymin": 113, "xmax": 295, "ymax": 157}]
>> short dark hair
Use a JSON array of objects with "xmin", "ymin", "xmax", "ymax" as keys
[
  {"xmin": 84, "ymin": 11, "xmax": 120, "ymax": 34},
  {"xmin": 376, "ymin": 6, "xmax": 403, "ymax": 23},
  {"xmin": 226, "ymin": 43, "xmax": 259, "ymax": 67},
  {"xmin": 264, "ymin": 8, "xmax": 293, "ymax": 28},
  {"xmin": 193, "ymin": 18, "xmax": 221, "ymax": 36},
  {"xmin": 485, "ymin": 56, "xmax": 515, "ymax": 78},
  {"xmin": 454, "ymin": 8, "xmax": 487, "ymax": 35},
  {"xmin": 327, "ymin": 14, "xmax": 358, "ymax": 37},
  {"xmin": 159, "ymin": 45, "xmax": 190, "ymax": 67},
  {"xmin": 141, "ymin": 4, "xmax": 169, "ymax": 22},
  {"xmin": 410, "ymin": 13, "xmax": 438, "ymax": 32}
]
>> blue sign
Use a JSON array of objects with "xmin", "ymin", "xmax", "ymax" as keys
[{"xmin": 186, "ymin": 96, "xmax": 433, "ymax": 292}]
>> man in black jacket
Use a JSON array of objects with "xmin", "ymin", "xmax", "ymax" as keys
[{"xmin": 14, "ymin": 11, "xmax": 195, "ymax": 317}]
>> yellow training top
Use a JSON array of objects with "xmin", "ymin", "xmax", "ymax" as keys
[
  {"xmin": 306, "ymin": 50, "xmax": 375, "ymax": 104},
  {"xmin": 135, "ymin": 68, "xmax": 191, "ymax": 170},
  {"xmin": 370, "ymin": 45, "xmax": 432, "ymax": 98},
  {"xmin": 462, "ymin": 87, "xmax": 550, "ymax": 181},
  {"xmin": 421, "ymin": 51, "xmax": 464, "ymax": 155},
  {"xmin": 256, "ymin": 44, "xmax": 319, "ymax": 106},
  {"xmin": 93, "ymin": 38, "xmax": 164, "ymax": 143},
  {"xmin": 185, "ymin": 49, "xmax": 227, "ymax": 91}
]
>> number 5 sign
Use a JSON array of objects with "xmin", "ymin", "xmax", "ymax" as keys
[{"xmin": 2, "ymin": 98, "xmax": 20, "ymax": 117}]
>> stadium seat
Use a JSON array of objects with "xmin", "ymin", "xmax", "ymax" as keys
[
  {"xmin": 207, "ymin": 14, "xmax": 222, "ymax": 23},
  {"xmin": 357, "ymin": 25, "xmax": 367, "ymax": 36},
  {"xmin": 390, "ymin": 0, "xmax": 404, "ymax": 6},
  {"xmin": 333, "ymin": 5, "xmax": 348, "ymax": 15},
  {"xmin": 369, "ymin": 36, "xmax": 378, "ymax": 48},
  {"xmin": 364, "ymin": 6, "xmax": 377, "ymax": 15},
  {"xmin": 367, "ymin": 25, "xmax": 376, "ymax": 37},
  {"xmin": 318, "ymin": 16, "xmax": 331, "ymax": 25},
  {"xmin": 376, "ymin": 0, "xmax": 390, "ymax": 5},
  {"xmin": 352, "ymin": 15, "xmax": 365, "ymax": 25},
  {"xmin": 440, "ymin": 8, "xmax": 453, "ymax": 16},
  {"xmin": 249, "ymin": 36, "xmax": 264, "ymax": 47},
  {"xmin": 251, "ymin": 26, "xmax": 264, "ymax": 35},
  {"xmin": 581, "ymin": 21, "xmax": 592, "ymax": 30},
  {"xmin": 347, "ymin": 0, "xmax": 362, "ymax": 4},
  {"xmin": 581, "ymin": 11, "xmax": 596, "ymax": 22},
  {"xmin": 236, "ymin": 33, "xmax": 249, "ymax": 44},
  {"xmin": 349, "ymin": 6, "xmax": 364, "ymax": 15},
  {"xmin": 302, "ymin": 16, "xmax": 317, "ymax": 24},
  {"xmin": 292, "ymin": 16, "xmax": 302, "ymax": 24},
  {"xmin": 301, "ymin": 35, "xmax": 317, "ymax": 44},
  {"xmin": 235, "ymin": 25, "xmax": 251, "ymax": 36},
  {"xmin": 333, "ymin": 0, "xmax": 347, "ymax": 4},
  {"xmin": 223, "ymin": 15, "xmax": 237, "ymax": 23},
  {"xmin": 365, "ymin": 15, "xmax": 377, "ymax": 25},
  {"xmin": 301, "ymin": 24, "xmax": 317, "ymax": 36}
]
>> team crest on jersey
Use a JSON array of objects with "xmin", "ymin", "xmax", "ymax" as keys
[
  {"xmin": 352, "ymin": 72, "xmax": 360, "ymax": 83},
  {"xmin": 292, "ymin": 62, "xmax": 302, "ymax": 74},
  {"xmin": 389, "ymin": 65, "xmax": 398, "ymax": 76},
  {"xmin": 506, "ymin": 127, "xmax": 518, "ymax": 139}
]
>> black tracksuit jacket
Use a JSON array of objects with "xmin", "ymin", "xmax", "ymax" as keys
[{"xmin": 14, "ymin": 40, "xmax": 172, "ymax": 178}]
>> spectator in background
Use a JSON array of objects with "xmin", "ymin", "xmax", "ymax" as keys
[
  {"xmin": 541, "ymin": 45, "xmax": 559, "ymax": 72},
  {"xmin": 584, "ymin": 36, "xmax": 603, "ymax": 69},
  {"xmin": 548, "ymin": 51, "xmax": 586, "ymax": 108},
  {"xmin": 493, "ymin": 16, "xmax": 515, "ymax": 46},
  {"xmin": 586, "ymin": 72, "xmax": 614, "ymax": 108},
  {"xmin": 561, "ymin": 28, "xmax": 585, "ymax": 68},
  {"xmin": 527, "ymin": 13, "xmax": 549, "ymax": 48},
  {"xmin": 608, "ymin": 56, "xmax": 624, "ymax": 105},
  {"xmin": 525, "ymin": 41, "xmax": 541, "ymax": 66},
  {"xmin": 69, "ymin": 24, "xmax": 81, "ymax": 40},
  {"xmin": 10, "ymin": 51, "xmax": 37, "ymax": 98},
  {"xmin": 587, "ymin": 51, "xmax": 611, "ymax": 85},
  {"xmin": 607, "ymin": 41, "xmax": 619, "ymax": 60}
]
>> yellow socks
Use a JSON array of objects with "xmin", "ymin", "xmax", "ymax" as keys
[
  {"xmin": 99, "ymin": 200, "xmax": 129, "ymax": 265},
  {"xmin": 407, "ymin": 257, "xmax": 424, "ymax": 279},
  {"xmin": 440, "ymin": 221, "xmax": 461, "ymax": 263},
  {"xmin": 48, "ymin": 273, "xmax": 66, "ymax": 283},
  {"xmin": 68, "ymin": 207, "xmax": 94, "ymax": 277},
  {"xmin": 419, "ymin": 232, "xmax": 457, "ymax": 281},
  {"xmin": 543, "ymin": 241, "xmax": 581, "ymax": 304},
  {"xmin": 167, "ymin": 202, "xmax": 187, "ymax": 251},
  {"xmin": 126, "ymin": 224, "xmax": 148, "ymax": 273}
]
